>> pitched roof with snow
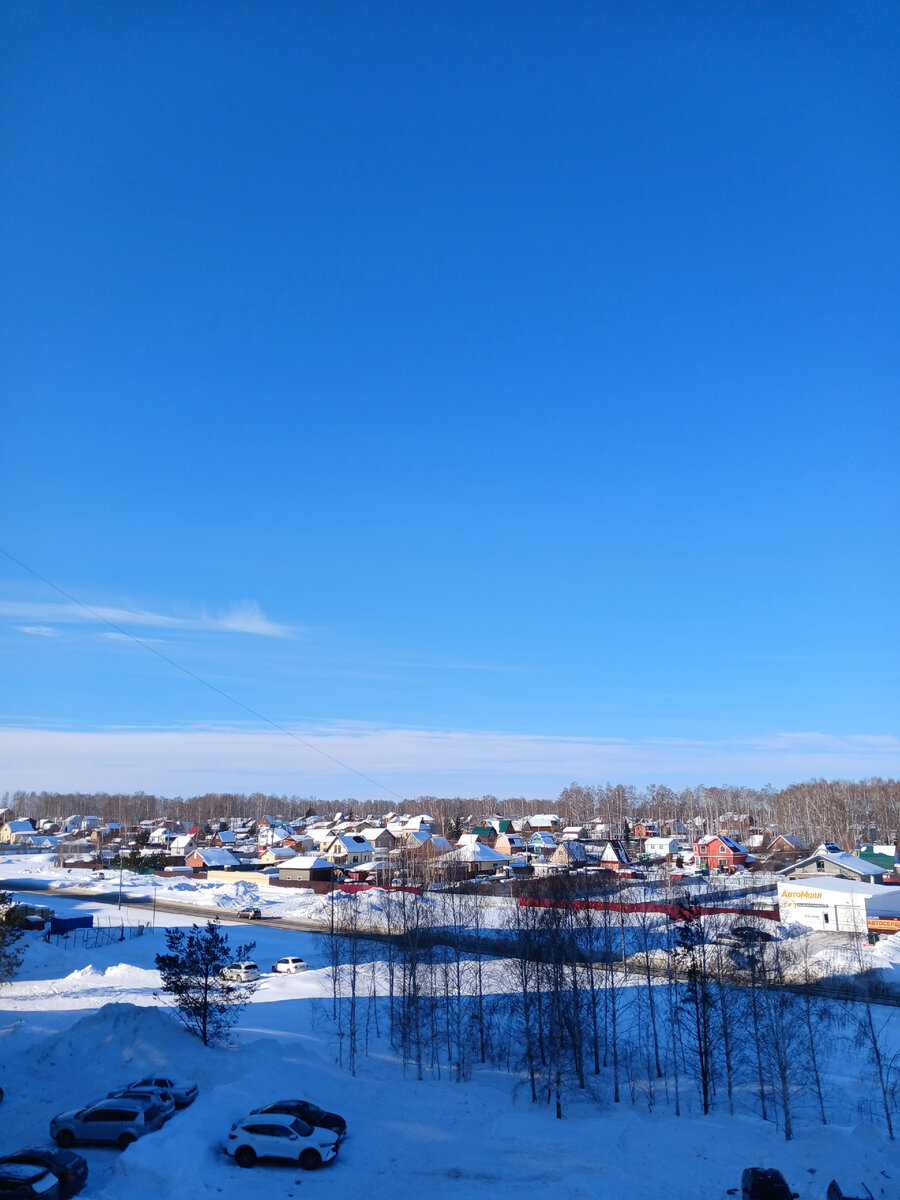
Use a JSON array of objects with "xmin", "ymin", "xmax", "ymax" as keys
[
  {"xmin": 278, "ymin": 854, "xmax": 332, "ymax": 870},
  {"xmin": 784, "ymin": 849, "xmax": 889, "ymax": 877},
  {"xmin": 441, "ymin": 842, "xmax": 511, "ymax": 864},
  {"xmin": 190, "ymin": 847, "xmax": 239, "ymax": 867}
]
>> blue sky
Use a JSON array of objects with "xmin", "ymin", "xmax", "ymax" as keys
[{"xmin": 2, "ymin": 1, "xmax": 898, "ymax": 799}]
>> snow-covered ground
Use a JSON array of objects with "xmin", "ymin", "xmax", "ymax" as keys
[{"xmin": 1, "ymin": 862, "xmax": 899, "ymax": 1200}]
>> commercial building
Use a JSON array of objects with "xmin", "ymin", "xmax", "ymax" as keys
[{"xmin": 777, "ymin": 876, "xmax": 900, "ymax": 933}]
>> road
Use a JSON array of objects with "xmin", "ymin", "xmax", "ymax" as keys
[{"xmin": 2, "ymin": 877, "xmax": 332, "ymax": 935}]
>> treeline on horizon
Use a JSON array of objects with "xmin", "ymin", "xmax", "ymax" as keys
[{"xmin": 4, "ymin": 777, "xmax": 899, "ymax": 846}]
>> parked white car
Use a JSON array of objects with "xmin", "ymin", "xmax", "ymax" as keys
[
  {"xmin": 220, "ymin": 961, "xmax": 260, "ymax": 983},
  {"xmin": 225, "ymin": 1113, "xmax": 339, "ymax": 1170},
  {"xmin": 272, "ymin": 957, "xmax": 308, "ymax": 974},
  {"xmin": 127, "ymin": 1076, "xmax": 199, "ymax": 1108}
]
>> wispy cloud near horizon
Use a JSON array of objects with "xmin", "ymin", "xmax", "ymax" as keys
[
  {"xmin": 14, "ymin": 625, "xmax": 62, "ymax": 637},
  {"xmin": 0, "ymin": 599, "xmax": 293, "ymax": 639},
  {"xmin": 1, "ymin": 723, "xmax": 897, "ymax": 799}
]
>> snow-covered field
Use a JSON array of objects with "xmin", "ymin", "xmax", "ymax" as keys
[{"xmin": 1, "ymin": 861, "xmax": 899, "ymax": 1200}]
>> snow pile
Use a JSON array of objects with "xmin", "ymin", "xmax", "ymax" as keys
[{"xmin": 33, "ymin": 1001, "xmax": 197, "ymax": 1076}]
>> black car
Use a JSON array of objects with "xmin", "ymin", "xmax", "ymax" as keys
[
  {"xmin": 0, "ymin": 1147, "xmax": 88, "ymax": 1198},
  {"xmin": 741, "ymin": 1168, "xmax": 798, "ymax": 1200},
  {"xmin": 0, "ymin": 1160, "xmax": 60, "ymax": 1198},
  {"xmin": 251, "ymin": 1100, "xmax": 346, "ymax": 1140}
]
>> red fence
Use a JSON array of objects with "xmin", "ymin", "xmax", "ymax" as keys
[
  {"xmin": 268, "ymin": 878, "xmax": 421, "ymax": 897},
  {"xmin": 518, "ymin": 896, "xmax": 779, "ymax": 922}
]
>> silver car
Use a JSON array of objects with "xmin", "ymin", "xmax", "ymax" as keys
[
  {"xmin": 127, "ymin": 1076, "xmax": 198, "ymax": 1108},
  {"xmin": 108, "ymin": 1085, "xmax": 176, "ymax": 1121},
  {"xmin": 50, "ymin": 1097, "xmax": 165, "ymax": 1149}
]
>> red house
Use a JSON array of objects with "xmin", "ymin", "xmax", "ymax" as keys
[
  {"xmin": 693, "ymin": 834, "xmax": 749, "ymax": 871},
  {"xmin": 632, "ymin": 821, "xmax": 660, "ymax": 840}
]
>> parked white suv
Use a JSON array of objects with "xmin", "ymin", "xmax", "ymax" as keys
[
  {"xmin": 225, "ymin": 1112, "xmax": 339, "ymax": 1170},
  {"xmin": 220, "ymin": 961, "xmax": 260, "ymax": 982},
  {"xmin": 272, "ymin": 957, "xmax": 308, "ymax": 974}
]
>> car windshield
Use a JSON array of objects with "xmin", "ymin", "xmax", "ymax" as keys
[{"xmin": 289, "ymin": 1118, "xmax": 314, "ymax": 1137}]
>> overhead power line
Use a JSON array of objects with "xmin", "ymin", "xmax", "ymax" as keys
[{"xmin": 0, "ymin": 546, "xmax": 407, "ymax": 803}]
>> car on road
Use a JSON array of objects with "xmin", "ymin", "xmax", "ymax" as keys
[
  {"xmin": 107, "ymin": 1086, "xmax": 175, "ymax": 1121},
  {"xmin": 0, "ymin": 1161, "xmax": 60, "ymax": 1198},
  {"xmin": 50, "ymin": 1097, "xmax": 165, "ymax": 1150},
  {"xmin": 251, "ymin": 1099, "xmax": 346, "ymax": 1140},
  {"xmin": 224, "ymin": 1113, "xmax": 339, "ymax": 1170},
  {"xmin": 237, "ymin": 908, "xmax": 262, "ymax": 919},
  {"xmin": 0, "ymin": 1147, "xmax": 87, "ymax": 1198},
  {"xmin": 272, "ymin": 957, "xmax": 308, "ymax": 974},
  {"xmin": 731, "ymin": 926, "xmax": 775, "ymax": 945},
  {"xmin": 220, "ymin": 961, "xmax": 261, "ymax": 983},
  {"xmin": 127, "ymin": 1076, "xmax": 198, "ymax": 1108},
  {"xmin": 741, "ymin": 1168, "xmax": 799, "ymax": 1200}
]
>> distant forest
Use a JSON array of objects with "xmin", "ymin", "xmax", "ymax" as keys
[{"xmin": 4, "ymin": 777, "xmax": 899, "ymax": 846}]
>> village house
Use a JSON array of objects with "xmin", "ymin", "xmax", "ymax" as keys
[
  {"xmin": 321, "ymin": 833, "xmax": 375, "ymax": 869},
  {"xmin": 597, "ymin": 839, "xmax": 634, "ymax": 872},
  {"xmin": 780, "ymin": 845, "xmax": 889, "ymax": 885},
  {"xmin": 561, "ymin": 824, "xmax": 590, "ymax": 842},
  {"xmin": 359, "ymin": 827, "xmax": 396, "ymax": 854},
  {"xmin": 258, "ymin": 845, "xmax": 296, "ymax": 866},
  {"xmin": 278, "ymin": 854, "xmax": 334, "ymax": 884},
  {"xmin": 494, "ymin": 831, "xmax": 526, "ymax": 856},
  {"xmin": 631, "ymin": 821, "xmax": 661, "ymax": 841},
  {"xmin": 525, "ymin": 814, "xmax": 562, "ymax": 835},
  {"xmin": 185, "ymin": 847, "xmax": 240, "ymax": 871},
  {"xmin": 528, "ymin": 831, "xmax": 559, "ymax": 857},
  {"xmin": 693, "ymin": 834, "xmax": 749, "ymax": 871},
  {"xmin": 0, "ymin": 819, "xmax": 37, "ymax": 844},
  {"xmin": 211, "ymin": 829, "xmax": 237, "ymax": 847},
  {"xmin": 168, "ymin": 834, "xmax": 197, "ymax": 859},
  {"xmin": 468, "ymin": 825, "xmax": 498, "ymax": 846},
  {"xmin": 406, "ymin": 814, "xmax": 437, "ymax": 834},
  {"xmin": 662, "ymin": 819, "xmax": 689, "ymax": 836},
  {"xmin": 257, "ymin": 822, "xmax": 294, "ymax": 847},
  {"xmin": 644, "ymin": 835, "xmax": 680, "ymax": 861},
  {"xmin": 856, "ymin": 843, "xmax": 900, "ymax": 873},
  {"xmin": 281, "ymin": 832, "xmax": 316, "ymax": 855},
  {"xmin": 550, "ymin": 840, "xmax": 588, "ymax": 868},
  {"xmin": 767, "ymin": 834, "xmax": 810, "ymax": 856},
  {"xmin": 434, "ymin": 840, "xmax": 510, "ymax": 880}
]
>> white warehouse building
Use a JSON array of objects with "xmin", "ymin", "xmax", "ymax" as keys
[{"xmin": 777, "ymin": 876, "xmax": 900, "ymax": 934}]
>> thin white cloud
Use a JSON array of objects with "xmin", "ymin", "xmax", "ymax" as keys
[
  {"xmin": 0, "ymin": 724, "xmax": 897, "ymax": 798},
  {"xmin": 101, "ymin": 632, "xmax": 169, "ymax": 645},
  {"xmin": 0, "ymin": 599, "xmax": 292, "ymax": 639},
  {"xmin": 14, "ymin": 625, "xmax": 61, "ymax": 637}
]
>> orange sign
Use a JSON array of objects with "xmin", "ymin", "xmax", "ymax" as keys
[{"xmin": 867, "ymin": 917, "xmax": 900, "ymax": 932}]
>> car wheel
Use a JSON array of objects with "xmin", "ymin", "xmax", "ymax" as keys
[
  {"xmin": 55, "ymin": 1129, "xmax": 76, "ymax": 1149},
  {"xmin": 118, "ymin": 1133, "xmax": 136, "ymax": 1150},
  {"xmin": 235, "ymin": 1146, "xmax": 256, "ymax": 1169},
  {"xmin": 300, "ymin": 1149, "xmax": 322, "ymax": 1171}
]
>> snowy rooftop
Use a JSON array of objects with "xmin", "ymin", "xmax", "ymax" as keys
[{"xmin": 785, "ymin": 850, "xmax": 889, "ymax": 876}]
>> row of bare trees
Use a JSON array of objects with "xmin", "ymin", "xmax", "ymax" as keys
[
  {"xmin": 7, "ymin": 776, "xmax": 898, "ymax": 847},
  {"xmin": 320, "ymin": 872, "xmax": 899, "ymax": 1141}
]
